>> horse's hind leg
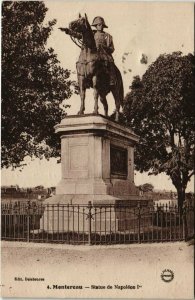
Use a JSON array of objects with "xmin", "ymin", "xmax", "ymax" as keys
[
  {"xmin": 111, "ymin": 87, "xmax": 120, "ymax": 122},
  {"xmin": 92, "ymin": 76, "xmax": 99, "ymax": 114},
  {"xmin": 100, "ymin": 95, "xmax": 108, "ymax": 117},
  {"xmin": 78, "ymin": 80, "xmax": 86, "ymax": 115}
]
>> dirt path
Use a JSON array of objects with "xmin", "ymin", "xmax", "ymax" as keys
[{"xmin": 1, "ymin": 241, "xmax": 194, "ymax": 299}]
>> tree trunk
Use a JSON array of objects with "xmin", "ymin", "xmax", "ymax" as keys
[
  {"xmin": 176, "ymin": 186, "xmax": 186, "ymax": 210},
  {"xmin": 176, "ymin": 186, "xmax": 189, "ymax": 240}
]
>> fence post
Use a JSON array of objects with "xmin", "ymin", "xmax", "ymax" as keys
[
  {"xmin": 88, "ymin": 201, "xmax": 92, "ymax": 245},
  {"xmin": 27, "ymin": 215, "xmax": 30, "ymax": 242},
  {"xmin": 137, "ymin": 201, "xmax": 141, "ymax": 244},
  {"xmin": 26, "ymin": 201, "xmax": 31, "ymax": 243}
]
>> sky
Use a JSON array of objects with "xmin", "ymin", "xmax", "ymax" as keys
[{"xmin": 1, "ymin": 1, "xmax": 194, "ymax": 192}]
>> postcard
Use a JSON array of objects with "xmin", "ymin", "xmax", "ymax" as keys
[{"xmin": 1, "ymin": 1, "xmax": 194, "ymax": 299}]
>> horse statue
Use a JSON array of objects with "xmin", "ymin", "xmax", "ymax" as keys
[{"xmin": 59, "ymin": 14, "xmax": 124, "ymax": 122}]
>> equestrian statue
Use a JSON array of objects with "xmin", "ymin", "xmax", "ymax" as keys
[{"xmin": 59, "ymin": 14, "xmax": 124, "ymax": 122}]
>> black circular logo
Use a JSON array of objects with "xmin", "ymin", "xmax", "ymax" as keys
[{"xmin": 161, "ymin": 269, "xmax": 174, "ymax": 283}]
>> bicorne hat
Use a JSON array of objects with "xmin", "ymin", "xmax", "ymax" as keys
[{"xmin": 91, "ymin": 16, "xmax": 108, "ymax": 28}]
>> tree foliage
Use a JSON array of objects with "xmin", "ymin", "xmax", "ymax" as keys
[
  {"xmin": 2, "ymin": 1, "xmax": 73, "ymax": 168},
  {"xmin": 123, "ymin": 52, "xmax": 195, "ymax": 207}
]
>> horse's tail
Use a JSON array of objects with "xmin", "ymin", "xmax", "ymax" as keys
[{"xmin": 114, "ymin": 65, "xmax": 124, "ymax": 108}]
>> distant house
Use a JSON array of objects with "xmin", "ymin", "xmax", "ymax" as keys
[
  {"xmin": 1, "ymin": 185, "xmax": 56, "ymax": 205},
  {"xmin": 1, "ymin": 185, "xmax": 20, "ymax": 193}
]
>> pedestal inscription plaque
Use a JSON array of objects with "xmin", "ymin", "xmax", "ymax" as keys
[{"xmin": 110, "ymin": 145, "xmax": 128, "ymax": 178}]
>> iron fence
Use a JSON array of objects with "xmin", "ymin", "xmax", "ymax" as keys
[{"xmin": 1, "ymin": 201, "xmax": 193, "ymax": 245}]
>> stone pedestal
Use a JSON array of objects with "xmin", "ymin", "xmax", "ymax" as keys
[
  {"xmin": 41, "ymin": 114, "xmax": 150, "ymax": 233},
  {"xmin": 54, "ymin": 114, "xmax": 140, "ymax": 203}
]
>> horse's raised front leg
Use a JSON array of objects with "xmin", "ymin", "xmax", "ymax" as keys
[
  {"xmin": 92, "ymin": 76, "xmax": 99, "ymax": 114},
  {"xmin": 100, "ymin": 95, "xmax": 108, "ymax": 117},
  {"xmin": 78, "ymin": 77, "xmax": 85, "ymax": 115}
]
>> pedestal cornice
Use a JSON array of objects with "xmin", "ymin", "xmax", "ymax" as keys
[{"xmin": 54, "ymin": 114, "xmax": 139, "ymax": 144}]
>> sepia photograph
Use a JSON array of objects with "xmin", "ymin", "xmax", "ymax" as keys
[{"xmin": 1, "ymin": 1, "xmax": 194, "ymax": 299}]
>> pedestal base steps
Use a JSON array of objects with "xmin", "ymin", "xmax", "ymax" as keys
[{"xmin": 40, "ymin": 195, "xmax": 152, "ymax": 233}]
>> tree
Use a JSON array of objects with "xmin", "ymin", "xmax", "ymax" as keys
[
  {"xmin": 2, "ymin": 1, "xmax": 74, "ymax": 169},
  {"xmin": 123, "ymin": 52, "xmax": 195, "ymax": 208}
]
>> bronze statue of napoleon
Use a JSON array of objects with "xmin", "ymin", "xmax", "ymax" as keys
[{"xmin": 59, "ymin": 14, "xmax": 124, "ymax": 122}]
